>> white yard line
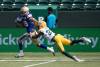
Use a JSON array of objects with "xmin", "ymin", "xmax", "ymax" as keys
[
  {"xmin": 0, "ymin": 60, "xmax": 53, "ymax": 62},
  {"xmin": 24, "ymin": 60, "xmax": 56, "ymax": 67}
]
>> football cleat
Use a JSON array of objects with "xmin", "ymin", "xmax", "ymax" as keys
[
  {"xmin": 73, "ymin": 56, "xmax": 85, "ymax": 62},
  {"xmin": 47, "ymin": 47, "xmax": 55, "ymax": 56},
  {"xmin": 15, "ymin": 53, "xmax": 24, "ymax": 58}
]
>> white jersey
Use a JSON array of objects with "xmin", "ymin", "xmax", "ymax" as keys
[{"xmin": 39, "ymin": 27, "xmax": 55, "ymax": 41}]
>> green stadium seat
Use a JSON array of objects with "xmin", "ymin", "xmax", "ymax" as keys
[
  {"xmin": 12, "ymin": 4, "xmax": 24, "ymax": 11},
  {"xmin": 3, "ymin": 0, "xmax": 14, "ymax": 4},
  {"xmin": 49, "ymin": 0, "xmax": 61, "ymax": 4},
  {"xmin": 84, "ymin": 4, "xmax": 96, "ymax": 10},
  {"xmin": 72, "ymin": 3, "xmax": 84, "ymax": 10},
  {"xmin": 59, "ymin": 4, "xmax": 72, "ymax": 10},
  {"xmin": 97, "ymin": 0, "xmax": 100, "ymax": 3},
  {"xmin": 1, "ymin": 4, "xmax": 13, "ymax": 11},
  {"xmin": 15, "ymin": 0, "xmax": 27, "ymax": 4},
  {"xmin": 0, "ymin": 0, "xmax": 3, "ymax": 4},
  {"xmin": 61, "ymin": 0, "xmax": 74, "ymax": 4},
  {"xmin": 96, "ymin": 0, "xmax": 100, "ymax": 10},
  {"xmin": 86, "ymin": 0, "xmax": 98, "ymax": 4},
  {"xmin": 38, "ymin": 0, "xmax": 49, "ymax": 5},
  {"xmin": 27, "ymin": 0, "xmax": 37, "ymax": 5},
  {"xmin": 0, "ymin": 5, "xmax": 2, "ymax": 11},
  {"xmin": 73, "ymin": 0, "xmax": 85, "ymax": 4},
  {"xmin": 96, "ymin": 3, "xmax": 100, "ymax": 10}
]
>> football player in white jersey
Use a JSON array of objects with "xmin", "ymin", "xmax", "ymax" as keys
[{"xmin": 33, "ymin": 18, "xmax": 91, "ymax": 62}]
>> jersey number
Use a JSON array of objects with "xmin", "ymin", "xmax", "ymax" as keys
[{"xmin": 46, "ymin": 30, "xmax": 52, "ymax": 35}]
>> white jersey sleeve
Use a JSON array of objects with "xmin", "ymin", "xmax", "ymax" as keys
[{"xmin": 39, "ymin": 27, "xmax": 55, "ymax": 41}]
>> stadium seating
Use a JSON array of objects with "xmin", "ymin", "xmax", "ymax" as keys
[
  {"xmin": 49, "ymin": 0, "xmax": 61, "ymax": 4},
  {"xmin": 0, "ymin": 0, "xmax": 99, "ymax": 11},
  {"xmin": 61, "ymin": 0, "xmax": 74, "ymax": 4},
  {"xmin": 11, "ymin": 0, "xmax": 27, "ymax": 11},
  {"xmin": 27, "ymin": 0, "xmax": 38, "ymax": 5},
  {"xmin": 0, "ymin": 0, "xmax": 2, "ymax": 11},
  {"xmin": 1, "ymin": 4, "xmax": 13, "ymax": 11},
  {"xmin": 0, "ymin": 0, "xmax": 3, "ymax": 4},
  {"xmin": 3, "ymin": 0, "xmax": 14, "ymax": 4},
  {"xmin": 72, "ymin": 3, "xmax": 84, "ymax": 10},
  {"xmin": 0, "ymin": 5, "xmax": 2, "ymax": 11},
  {"xmin": 15, "ymin": 0, "xmax": 27, "ymax": 4},
  {"xmin": 84, "ymin": 3, "xmax": 96, "ymax": 10},
  {"xmin": 98, "ymin": 0, "xmax": 100, "ymax": 3},
  {"xmin": 73, "ymin": 0, "xmax": 85, "ymax": 4},
  {"xmin": 85, "ymin": 0, "xmax": 98, "ymax": 4},
  {"xmin": 84, "ymin": 0, "xmax": 97, "ymax": 10},
  {"xmin": 72, "ymin": 0, "xmax": 85, "ymax": 10},
  {"xmin": 59, "ymin": 4, "xmax": 72, "ymax": 10},
  {"xmin": 12, "ymin": 4, "xmax": 24, "ymax": 11},
  {"xmin": 96, "ymin": 4, "xmax": 100, "ymax": 10},
  {"xmin": 38, "ymin": 0, "xmax": 49, "ymax": 5},
  {"xmin": 96, "ymin": 0, "xmax": 100, "ymax": 10}
]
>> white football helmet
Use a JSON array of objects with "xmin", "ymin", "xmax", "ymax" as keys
[
  {"xmin": 38, "ymin": 17, "xmax": 44, "ymax": 21},
  {"xmin": 38, "ymin": 17, "xmax": 44, "ymax": 24},
  {"xmin": 20, "ymin": 6, "xmax": 29, "ymax": 15}
]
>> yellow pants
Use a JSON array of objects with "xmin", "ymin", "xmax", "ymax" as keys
[{"xmin": 54, "ymin": 34, "xmax": 72, "ymax": 52}]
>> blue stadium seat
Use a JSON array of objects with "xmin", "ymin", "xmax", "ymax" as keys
[
  {"xmin": 61, "ymin": 0, "xmax": 74, "ymax": 4},
  {"xmin": 72, "ymin": 3, "xmax": 84, "ymax": 10},
  {"xmin": 3, "ymin": 0, "xmax": 14, "ymax": 4},
  {"xmin": 97, "ymin": 0, "xmax": 100, "ymax": 3}
]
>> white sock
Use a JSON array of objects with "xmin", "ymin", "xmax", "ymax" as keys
[
  {"xmin": 47, "ymin": 47, "xmax": 54, "ymax": 53},
  {"xmin": 19, "ymin": 50, "xmax": 23, "ymax": 53}
]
